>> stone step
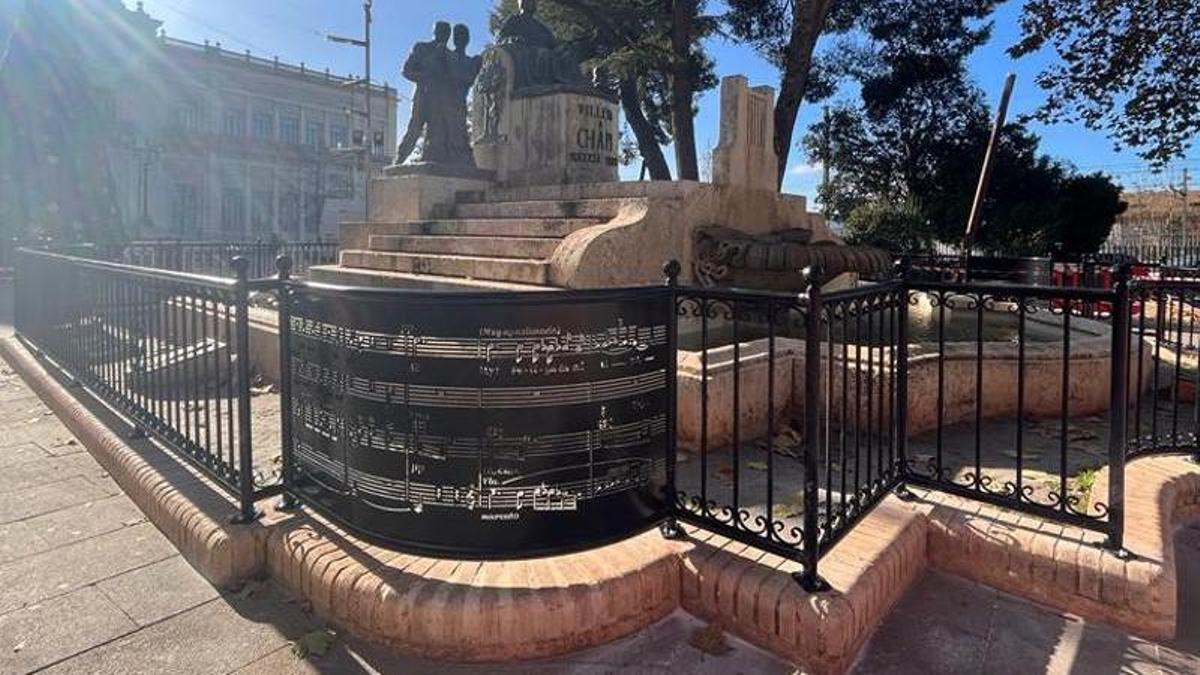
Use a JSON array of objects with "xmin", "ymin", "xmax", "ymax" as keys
[
  {"xmin": 308, "ymin": 265, "xmax": 554, "ymax": 292},
  {"xmin": 362, "ymin": 218, "xmax": 601, "ymax": 238},
  {"xmin": 368, "ymin": 234, "xmax": 562, "ymax": 259},
  {"xmin": 455, "ymin": 181, "xmax": 696, "ymax": 205},
  {"xmin": 339, "ymin": 250, "xmax": 550, "ymax": 285},
  {"xmin": 451, "ymin": 198, "xmax": 624, "ymax": 220}
]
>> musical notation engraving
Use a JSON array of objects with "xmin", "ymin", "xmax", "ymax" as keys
[{"xmin": 287, "ymin": 288, "xmax": 673, "ymax": 557}]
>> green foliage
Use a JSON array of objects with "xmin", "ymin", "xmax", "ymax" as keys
[
  {"xmin": 722, "ymin": 0, "xmax": 1000, "ymax": 188},
  {"xmin": 843, "ymin": 200, "xmax": 930, "ymax": 252},
  {"xmin": 1011, "ymin": 1, "xmax": 1200, "ymax": 166},
  {"xmin": 802, "ymin": 0, "xmax": 1126, "ymax": 257}
]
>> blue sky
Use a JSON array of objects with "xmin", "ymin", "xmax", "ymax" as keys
[{"xmin": 103, "ymin": 1, "xmax": 1199, "ymax": 198}]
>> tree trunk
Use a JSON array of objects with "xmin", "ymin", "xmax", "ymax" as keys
[
  {"xmin": 619, "ymin": 76, "xmax": 672, "ymax": 181},
  {"xmin": 773, "ymin": 0, "xmax": 833, "ymax": 190},
  {"xmin": 670, "ymin": 0, "xmax": 699, "ymax": 181}
]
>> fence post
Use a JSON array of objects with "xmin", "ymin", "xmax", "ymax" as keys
[
  {"xmin": 659, "ymin": 259, "xmax": 685, "ymax": 540},
  {"xmin": 894, "ymin": 257, "xmax": 912, "ymax": 496},
  {"xmin": 231, "ymin": 257, "xmax": 260, "ymax": 523},
  {"xmin": 1106, "ymin": 263, "xmax": 1130, "ymax": 555},
  {"xmin": 275, "ymin": 255, "xmax": 301, "ymax": 511},
  {"xmin": 798, "ymin": 265, "xmax": 830, "ymax": 592}
]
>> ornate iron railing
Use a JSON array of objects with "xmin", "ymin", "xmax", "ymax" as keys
[
  {"xmin": 13, "ymin": 249, "xmax": 280, "ymax": 521},
  {"xmin": 15, "ymin": 249, "xmax": 1200, "ymax": 589}
]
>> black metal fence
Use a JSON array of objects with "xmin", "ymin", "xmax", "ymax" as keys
[
  {"xmin": 22, "ymin": 240, "xmax": 338, "ymax": 278},
  {"xmin": 14, "ymin": 250, "xmax": 280, "ymax": 521},
  {"xmin": 12, "ymin": 248, "xmax": 1200, "ymax": 590}
]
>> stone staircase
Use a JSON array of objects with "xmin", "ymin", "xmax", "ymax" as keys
[{"xmin": 316, "ymin": 187, "xmax": 647, "ymax": 290}]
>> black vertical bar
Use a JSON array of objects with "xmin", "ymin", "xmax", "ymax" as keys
[
  {"xmin": 732, "ymin": 299, "xmax": 741, "ymax": 524},
  {"xmin": 974, "ymin": 294, "xmax": 984, "ymax": 488},
  {"xmin": 277, "ymin": 256, "xmax": 301, "ymax": 509},
  {"xmin": 232, "ymin": 257, "xmax": 259, "ymax": 523},
  {"xmin": 1060, "ymin": 307, "xmax": 1072, "ymax": 512},
  {"xmin": 936, "ymin": 293, "xmax": 946, "ymax": 478},
  {"xmin": 660, "ymin": 261, "xmax": 683, "ymax": 539},
  {"xmin": 866, "ymin": 300, "xmax": 875, "ymax": 489},
  {"xmin": 896, "ymin": 261, "xmax": 910, "ymax": 487},
  {"xmin": 766, "ymin": 297, "xmax": 776, "ymax": 537},
  {"xmin": 1172, "ymin": 287, "xmax": 1184, "ymax": 445},
  {"xmin": 1152, "ymin": 287, "xmax": 1164, "ymax": 448},
  {"xmin": 1107, "ymin": 265, "xmax": 1130, "ymax": 551},
  {"xmin": 1016, "ymin": 295, "xmax": 1027, "ymax": 500},
  {"xmin": 700, "ymin": 294, "xmax": 709, "ymax": 519},
  {"xmin": 799, "ymin": 267, "xmax": 828, "ymax": 592}
]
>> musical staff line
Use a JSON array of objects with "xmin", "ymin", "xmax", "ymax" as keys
[{"xmin": 292, "ymin": 358, "xmax": 666, "ymax": 408}]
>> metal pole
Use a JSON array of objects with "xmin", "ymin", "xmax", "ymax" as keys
[
  {"xmin": 660, "ymin": 259, "xmax": 685, "ymax": 540},
  {"xmin": 798, "ymin": 265, "xmax": 830, "ymax": 592},
  {"xmin": 364, "ymin": 0, "xmax": 372, "ymax": 222},
  {"xmin": 231, "ymin": 257, "xmax": 260, "ymax": 523},
  {"xmin": 1106, "ymin": 263, "xmax": 1130, "ymax": 554},
  {"xmin": 895, "ymin": 258, "xmax": 911, "ymax": 494},
  {"xmin": 275, "ymin": 255, "xmax": 301, "ymax": 510}
]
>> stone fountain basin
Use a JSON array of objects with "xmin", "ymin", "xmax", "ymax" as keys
[{"xmin": 675, "ymin": 299, "xmax": 1148, "ymax": 452}]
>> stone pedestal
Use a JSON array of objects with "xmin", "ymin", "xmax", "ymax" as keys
[
  {"xmin": 713, "ymin": 76, "xmax": 779, "ymax": 192},
  {"xmin": 472, "ymin": 48, "xmax": 620, "ymax": 188},
  {"xmin": 368, "ymin": 172, "xmax": 493, "ymax": 223}
]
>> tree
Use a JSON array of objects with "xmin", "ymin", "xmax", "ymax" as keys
[
  {"xmin": 1011, "ymin": 1, "xmax": 1200, "ymax": 166},
  {"xmin": 490, "ymin": 0, "xmax": 717, "ymax": 180},
  {"xmin": 725, "ymin": 0, "xmax": 998, "ymax": 190},
  {"xmin": 804, "ymin": 0, "xmax": 1126, "ymax": 256}
]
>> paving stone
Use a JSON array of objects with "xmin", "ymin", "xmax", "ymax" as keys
[
  {"xmin": 0, "ymin": 522, "xmax": 178, "ymax": 614},
  {"xmin": 0, "ymin": 586, "xmax": 137, "ymax": 674},
  {"xmin": 97, "ymin": 556, "xmax": 219, "ymax": 626},
  {"xmin": 0, "ymin": 452, "xmax": 105, "ymax": 494},
  {"xmin": 38, "ymin": 591, "xmax": 300, "ymax": 675},
  {"xmin": 0, "ymin": 442, "xmax": 51, "ymax": 468},
  {"xmin": 0, "ymin": 475, "xmax": 113, "ymax": 524},
  {"xmin": 0, "ymin": 520, "xmax": 51, "ymax": 565},
  {"xmin": 26, "ymin": 495, "xmax": 146, "ymax": 549}
]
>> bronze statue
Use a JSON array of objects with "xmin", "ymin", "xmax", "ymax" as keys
[
  {"xmin": 494, "ymin": 0, "xmax": 585, "ymax": 91},
  {"xmin": 391, "ymin": 21, "xmax": 481, "ymax": 169}
]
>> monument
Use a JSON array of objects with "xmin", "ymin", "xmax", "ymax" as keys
[
  {"xmin": 471, "ymin": 0, "xmax": 620, "ymax": 187},
  {"xmin": 387, "ymin": 22, "xmax": 486, "ymax": 176}
]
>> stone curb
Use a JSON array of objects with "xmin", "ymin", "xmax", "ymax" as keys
[
  {"xmin": 0, "ymin": 337, "xmax": 268, "ymax": 588},
  {"xmin": 264, "ymin": 518, "xmax": 684, "ymax": 662}
]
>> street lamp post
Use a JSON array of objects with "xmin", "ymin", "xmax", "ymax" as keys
[{"xmin": 328, "ymin": 1, "xmax": 373, "ymax": 221}]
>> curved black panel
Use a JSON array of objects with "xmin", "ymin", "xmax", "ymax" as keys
[{"xmin": 287, "ymin": 286, "xmax": 672, "ymax": 558}]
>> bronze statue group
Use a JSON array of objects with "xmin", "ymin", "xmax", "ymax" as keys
[{"xmin": 392, "ymin": 0, "xmax": 586, "ymax": 169}]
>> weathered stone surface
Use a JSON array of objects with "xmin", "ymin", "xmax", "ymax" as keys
[
  {"xmin": 97, "ymin": 556, "xmax": 220, "ymax": 626},
  {"xmin": 367, "ymin": 173, "xmax": 493, "ymax": 224},
  {"xmin": 713, "ymin": 76, "xmax": 779, "ymax": 193},
  {"xmin": 0, "ymin": 586, "xmax": 137, "ymax": 673},
  {"xmin": 474, "ymin": 84, "xmax": 620, "ymax": 188}
]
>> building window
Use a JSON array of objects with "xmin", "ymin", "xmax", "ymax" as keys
[
  {"xmin": 170, "ymin": 102, "xmax": 200, "ymax": 132},
  {"xmin": 253, "ymin": 111, "xmax": 274, "ymax": 141},
  {"xmin": 328, "ymin": 171, "xmax": 353, "ymax": 199},
  {"xmin": 280, "ymin": 190, "xmax": 300, "ymax": 237},
  {"xmin": 330, "ymin": 124, "xmax": 349, "ymax": 149},
  {"xmin": 220, "ymin": 187, "xmax": 245, "ymax": 233},
  {"xmin": 280, "ymin": 115, "xmax": 301, "ymax": 145},
  {"xmin": 305, "ymin": 122, "xmax": 325, "ymax": 148},
  {"xmin": 251, "ymin": 189, "xmax": 274, "ymax": 234},
  {"xmin": 223, "ymin": 109, "xmax": 245, "ymax": 138},
  {"xmin": 304, "ymin": 192, "xmax": 323, "ymax": 235},
  {"xmin": 171, "ymin": 183, "xmax": 200, "ymax": 233}
]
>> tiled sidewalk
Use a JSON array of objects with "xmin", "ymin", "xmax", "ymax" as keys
[{"xmin": 0, "ymin": 361, "xmax": 792, "ymax": 674}]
